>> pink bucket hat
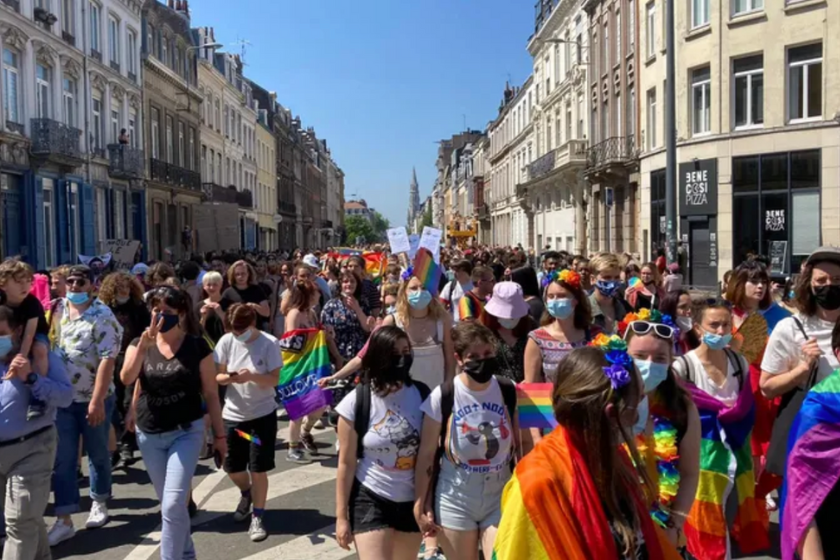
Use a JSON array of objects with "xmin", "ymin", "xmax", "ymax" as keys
[{"xmin": 485, "ymin": 281, "xmax": 530, "ymax": 320}]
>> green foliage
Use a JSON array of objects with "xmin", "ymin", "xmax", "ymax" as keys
[
  {"xmin": 370, "ymin": 211, "xmax": 390, "ymax": 241},
  {"xmin": 420, "ymin": 205, "xmax": 433, "ymax": 229},
  {"xmin": 345, "ymin": 215, "xmax": 375, "ymax": 245}
]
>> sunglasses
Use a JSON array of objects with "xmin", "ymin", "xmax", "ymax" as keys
[
  {"xmin": 623, "ymin": 320, "xmax": 675, "ymax": 341},
  {"xmin": 66, "ymin": 278, "xmax": 89, "ymax": 287}
]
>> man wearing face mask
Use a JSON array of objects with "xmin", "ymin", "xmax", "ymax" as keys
[
  {"xmin": 587, "ymin": 253, "xmax": 631, "ymax": 335},
  {"xmin": 48, "ymin": 265, "xmax": 123, "ymax": 546},
  {"xmin": 0, "ymin": 305, "xmax": 73, "ymax": 558}
]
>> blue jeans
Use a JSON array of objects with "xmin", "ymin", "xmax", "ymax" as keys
[
  {"xmin": 52, "ymin": 396, "xmax": 116, "ymax": 516},
  {"xmin": 136, "ymin": 419, "xmax": 204, "ymax": 560}
]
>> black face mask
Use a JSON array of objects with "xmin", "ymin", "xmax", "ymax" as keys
[
  {"xmin": 156, "ymin": 313, "xmax": 181, "ymax": 333},
  {"xmin": 392, "ymin": 353, "xmax": 414, "ymax": 380},
  {"xmin": 813, "ymin": 285, "xmax": 840, "ymax": 311},
  {"xmin": 462, "ymin": 356, "xmax": 499, "ymax": 384}
]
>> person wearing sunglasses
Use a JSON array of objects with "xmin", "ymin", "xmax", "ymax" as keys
[{"xmin": 623, "ymin": 313, "xmax": 700, "ymax": 551}]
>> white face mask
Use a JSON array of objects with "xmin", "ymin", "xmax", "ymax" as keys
[{"xmin": 676, "ymin": 316, "xmax": 693, "ymax": 333}]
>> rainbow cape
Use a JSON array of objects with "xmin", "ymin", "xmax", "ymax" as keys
[
  {"xmin": 277, "ymin": 328, "xmax": 331, "ymax": 420},
  {"xmin": 780, "ymin": 370, "xmax": 840, "ymax": 560},
  {"xmin": 516, "ymin": 383, "xmax": 556, "ymax": 431},
  {"xmin": 493, "ymin": 425, "xmax": 681, "ymax": 560},
  {"xmin": 683, "ymin": 379, "xmax": 768, "ymax": 560},
  {"xmin": 412, "ymin": 248, "xmax": 442, "ymax": 296},
  {"xmin": 458, "ymin": 291, "xmax": 485, "ymax": 321}
]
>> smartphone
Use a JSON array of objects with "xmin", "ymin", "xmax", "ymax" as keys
[{"xmin": 213, "ymin": 448, "xmax": 223, "ymax": 469}]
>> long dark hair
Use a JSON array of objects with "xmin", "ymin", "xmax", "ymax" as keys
[
  {"xmin": 147, "ymin": 286, "xmax": 200, "ymax": 336},
  {"xmin": 510, "ymin": 266, "xmax": 540, "ymax": 299},
  {"xmin": 541, "ymin": 274, "xmax": 592, "ymax": 331},
  {"xmin": 361, "ymin": 326, "xmax": 413, "ymax": 395},
  {"xmin": 726, "ymin": 261, "xmax": 773, "ymax": 311},
  {"xmin": 288, "ymin": 280, "xmax": 317, "ymax": 312}
]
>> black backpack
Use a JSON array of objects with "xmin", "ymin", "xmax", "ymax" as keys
[
  {"xmin": 353, "ymin": 380, "xmax": 431, "ymax": 459},
  {"xmin": 679, "ymin": 347, "xmax": 745, "ymax": 390}
]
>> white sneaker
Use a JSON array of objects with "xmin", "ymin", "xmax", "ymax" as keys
[
  {"xmin": 47, "ymin": 520, "xmax": 75, "ymax": 546},
  {"xmin": 85, "ymin": 501, "xmax": 109, "ymax": 529}
]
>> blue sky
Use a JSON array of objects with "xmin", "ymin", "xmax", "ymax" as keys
[{"xmin": 191, "ymin": 0, "xmax": 535, "ymax": 227}]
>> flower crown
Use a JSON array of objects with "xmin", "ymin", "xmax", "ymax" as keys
[
  {"xmin": 589, "ymin": 334, "xmax": 634, "ymax": 390},
  {"xmin": 541, "ymin": 268, "xmax": 581, "ymax": 290},
  {"xmin": 617, "ymin": 309, "xmax": 680, "ymax": 339},
  {"xmin": 400, "ymin": 267, "xmax": 413, "ymax": 282}
]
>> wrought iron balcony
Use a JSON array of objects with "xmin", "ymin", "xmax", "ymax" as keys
[
  {"xmin": 62, "ymin": 31, "xmax": 75, "ymax": 46},
  {"xmin": 322, "ymin": 219, "xmax": 333, "ymax": 229},
  {"xmin": 107, "ymin": 144, "xmax": 144, "ymax": 179},
  {"xmin": 30, "ymin": 118, "xmax": 83, "ymax": 166},
  {"xmin": 237, "ymin": 189, "xmax": 253, "ymax": 209},
  {"xmin": 586, "ymin": 135, "xmax": 638, "ymax": 172},
  {"xmin": 201, "ymin": 182, "xmax": 238, "ymax": 204},
  {"xmin": 525, "ymin": 140, "xmax": 588, "ymax": 183},
  {"xmin": 278, "ymin": 200, "xmax": 296, "ymax": 214},
  {"xmin": 149, "ymin": 158, "xmax": 201, "ymax": 191}
]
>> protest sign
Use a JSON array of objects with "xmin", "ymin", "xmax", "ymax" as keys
[{"xmin": 386, "ymin": 227, "xmax": 411, "ymax": 254}]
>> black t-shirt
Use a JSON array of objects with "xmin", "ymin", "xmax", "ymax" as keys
[
  {"xmin": 111, "ymin": 300, "xmax": 151, "ymax": 354},
  {"xmin": 134, "ymin": 335, "xmax": 211, "ymax": 434},
  {"xmin": 221, "ymin": 285, "xmax": 271, "ymax": 331},
  {"xmin": 10, "ymin": 293, "xmax": 50, "ymax": 337},
  {"xmin": 196, "ymin": 299, "xmax": 226, "ymax": 344}
]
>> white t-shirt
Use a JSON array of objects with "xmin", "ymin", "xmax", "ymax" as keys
[
  {"xmin": 672, "ymin": 350, "xmax": 747, "ymax": 407},
  {"xmin": 335, "ymin": 384, "xmax": 424, "ymax": 503},
  {"xmin": 214, "ymin": 332, "xmax": 282, "ymax": 422},
  {"xmin": 761, "ymin": 314, "xmax": 839, "ymax": 386},
  {"xmin": 440, "ymin": 280, "xmax": 473, "ymax": 323},
  {"xmin": 420, "ymin": 376, "xmax": 513, "ymax": 474}
]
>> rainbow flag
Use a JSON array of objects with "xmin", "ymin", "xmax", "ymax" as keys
[
  {"xmin": 412, "ymin": 248, "xmax": 442, "ymax": 296},
  {"xmin": 458, "ymin": 291, "xmax": 485, "ymax": 321},
  {"xmin": 516, "ymin": 383, "xmax": 556, "ymax": 431},
  {"xmin": 362, "ymin": 251, "xmax": 387, "ymax": 279},
  {"xmin": 493, "ymin": 426, "xmax": 682, "ymax": 560},
  {"xmin": 277, "ymin": 328, "xmax": 331, "ymax": 421},
  {"xmin": 780, "ymin": 371, "xmax": 840, "ymax": 560},
  {"xmin": 683, "ymin": 379, "xmax": 768, "ymax": 560}
]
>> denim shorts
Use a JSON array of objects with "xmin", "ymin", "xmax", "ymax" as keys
[
  {"xmin": 434, "ymin": 460, "xmax": 510, "ymax": 532},
  {"xmin": 349, "ymin": 479, "xmax": 419, "ymax": 535}
]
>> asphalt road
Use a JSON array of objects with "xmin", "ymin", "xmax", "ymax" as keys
[{"xmin": 49, "ymin": 412, "xmax": 782, "ymax": 560}]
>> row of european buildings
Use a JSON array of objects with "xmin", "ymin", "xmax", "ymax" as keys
[
  {"xmin": 0, "ymin": 0, "xmax": 345, "ymax": 268},
  {"xmin": 410, "ymin": 0, "xmax": 838, "ymax": 285}
]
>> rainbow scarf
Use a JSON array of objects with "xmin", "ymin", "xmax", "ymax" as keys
[
  {"xmin": 277, "ymin": 328, "xmax": 331, "ymax": 420},
  {"xmin": 780, "ymin": 370, "xmax": 840, "ymax": 560},
  {"xmin": 458, "ymin": 291, "xmax": 485, "ymax": 321},
  {"xmin": 493, "ymin": 426, "xmax": 681, "ymax": 560},
  {"xmin": 683, "ymin": 379, "xmax": 768, "ymax": 560}
]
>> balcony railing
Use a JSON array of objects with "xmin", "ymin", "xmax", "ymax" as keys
[
  {"xmin": 237, "ymin": 189, "xmax": 253, "ymax": 209},
  {"xmin": 107, "ymin": 144, "xmax": 144, "ymax": 179},
  {"xmin": 91, "ymin": 49, "xmax": 101, "ymax": 63},
  {"xmin": 6, "ymin": 121, "xmax": 24, "ymax": 136},
  {"xmin": 586, "ymin": 135, "xmax": 637, "ymax": 171},
  {"xmin": 477, "ymin": 203, "xmax": 490, "ymax": 220},
  {"xmin": 1, "ymin": 0, "xmax": 20, "ymax": 12},
  {"xmin": 278, "ymin": 200, "xmax": 296, "ymax": 214},
  {"xmin": 110, "ymin": 60, "xmax": 120, "ymax": 73},
  {"xmin": 150, "ymin": 158, "xmax": 201, "ymax": 191},
  {"xmin": 201, "ymin": 182, "xmax": 239, "ymax": 204},
  {"xmin": 30, "ymin": 118, "xmax": 82, "ymax": 164},
  {"xmin": 525, "ymin": 139, "xmax": 588, "ymax": 182},
  {"xmin": 61, "ymin": 31, "xmax": 75, "ymax": 46},
  {"xmin": 322, "ymin": 219, "xmax": 333, "ymax": 229}
]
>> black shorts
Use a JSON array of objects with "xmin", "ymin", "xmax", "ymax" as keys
[
  {"xmin": 223, "ymin": 412, "xmax": 277, "ymax": 474},
  {"xmin": 349, "ymin": 479, "xmax": 419, "ymax": 535}
]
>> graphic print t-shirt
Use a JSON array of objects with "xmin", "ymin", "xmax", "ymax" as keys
[
  {"xmin": 421, "ymin": 376, "xmax": 512, "ymax": 474},
  {"xmin": 335, "ymin": 384, "xmax": 424, "ymax": 503}
]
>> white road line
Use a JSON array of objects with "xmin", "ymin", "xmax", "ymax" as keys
[
  {"xmin": 238, "ymin": 525, "xmax": 352, "ymax": 560},
  {"xmin": 120, "ymin": 425, "xmax": 298, "ymax": 560}
]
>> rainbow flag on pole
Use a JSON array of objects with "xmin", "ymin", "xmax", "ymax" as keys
[
  {"xmin": 412, "ymin": 248, "xmax": 442, "ymax": 296},
  {"xmin": 516, "ymin": 383, "xmax": 557, "ymax": 431},
  {"xmin": 277, "ymin": 328, "xmax": 331, "ymax": 420}
]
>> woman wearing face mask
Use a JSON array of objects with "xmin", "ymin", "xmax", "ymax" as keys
[
  {"xmin": 214, "ymin": 304, "xmax": 282, "ymax": 543},
  {"xmin": 414, "ymin": 322, "xmax": 518, "ymax": 560},
  {"xmin": 334, "ymin": 327, "xmax": 427, "ymax": 560},
  {"xmin": 659, "ymin": 290, "xmax": 696, "ymax": 355},
  {"xmin": 480, "ymin": 282, "xmax": 535, "ymax": 382},
  {"xmin": 624, "ymin": 313, "xmax": 700, "ymax": 551},
  {"xmin": 121, "ymin": 287, "xmax": 226, "ymax": 560},
  {"xmin": 589, "ymin": 253, "xmax": 631, "ymax": 335},
  {"xmin": 494, "ymin": 342, "xmax": 682, "ymax": 560},
  {"xmin": 672, "ymin": 301, "xmax": 767, "ymax": 560},
  {"xmin": 625, "ymin": 263, "xmax": 664, "ymax": 312},
  {"xmin": 381, "ymin": 284, "xmax": 399, "ymax": 319}
]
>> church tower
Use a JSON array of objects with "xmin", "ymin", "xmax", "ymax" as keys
[{"xmin": 407, "ymin": 167, "xmax": 420, "ymax": 232}]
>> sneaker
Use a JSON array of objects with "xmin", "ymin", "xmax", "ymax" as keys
[
  {"xmin": 248, "ymin": 516, "xmax": 268, "ymax": 542},
  {"xmin": 47, "ymin": 520, "xmax": 75, "ymax": 546},
  {"xmin": 286, "ymin": 447, "xmax": 311, "ymax": 464},
  {"xmin": 300, "ymin": 432, "xmax": 318, "ymax": 455},
  {"xmin": 233, "ymin": 493, "xmax": 253, "ymax": 522},
  {"xmin": 85, "ymin": 501, "xmax": 109, "ymax": 529}
]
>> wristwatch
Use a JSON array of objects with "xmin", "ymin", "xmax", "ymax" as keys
[{"xmin": 25, "ymin": 372, "xmax": 39, "ymax": 385}]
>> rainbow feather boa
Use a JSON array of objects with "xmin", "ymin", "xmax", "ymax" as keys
[{"xmin": 649, "ymin": 415, "xmax": 681, "ymax": 527}]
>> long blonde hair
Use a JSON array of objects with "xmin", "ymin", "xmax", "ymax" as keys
[{"xmin": 395, "ymin": 278, "xmax": 447, "ymax": 327}]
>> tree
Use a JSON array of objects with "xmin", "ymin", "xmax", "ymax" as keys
[
  {"xmin": 345, "ymin": 215, "xmax": 375, "ymax": 246},
  {"xmin": 420, "ymin": 205, "xmax": 433, "ymax": 229},
  {"xmin": 370, "ymin": 211, "xmax": 390, "ymax": 241}
]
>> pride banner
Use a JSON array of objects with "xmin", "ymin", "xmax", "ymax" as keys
[
  {"xmin": 516, "ymin": 383, "xmax": 556, "ymax": 431},
  {"xmin": 278, "ymin": 328, "xmax": 331, "ymax": 420}
]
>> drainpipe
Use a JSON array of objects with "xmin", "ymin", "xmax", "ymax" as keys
[{"xmin": 82, "ymin": 0, "xmax": 90, "ymax": 184}]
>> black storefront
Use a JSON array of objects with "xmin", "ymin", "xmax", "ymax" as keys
[
  {"xmin": 679, "ymin": 159, "xmax": 718, "ymax": 288},
  {"xmin": 732, "ymin": 150, "xmax": 820, "ymax": 275}
]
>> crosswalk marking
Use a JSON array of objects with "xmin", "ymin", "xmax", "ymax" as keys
[{"xmin": 238, "ymin": 525, "xmax": 354, "ymax": 560}]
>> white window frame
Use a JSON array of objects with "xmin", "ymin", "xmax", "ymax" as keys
[
  {"xmin": 108, "ymin": 15, "xmax": 119, "ymax": 64},
  {"xmin": 647, "ymin": 88, "xmax": 657, "ymax": 149},
  {"xmin": 691, "ymin": 66, "xmax": 711, "ymax": 136},
  {"xmin": 63, "ymin": 76, "xmax": 75, "ymax": 127},
  {"xmin": 692, "ymin": 0, "xmax": 710, "ymax": 29},
  {"xmin": 69, "ymin": 182, "xmax": 81, "ymax": 257},
  {"xmin": 43, "ymin": 179, "xmax": 55, "ymax": 268},
  {"xmin": 178, "ymin": 121, "xmax": 185, "ymax": 167},
  {"xmin": 628, "ymin": 0, "xmax": 635, "ymax": 54},
  {"xmin": 127, "ymin": 29, "xmax": 137, "ymax": 75},
  {"xmin": 150, "ymin": 107, "xmax": 159, "ymax": 159},
  {"xmin": 36, "ymin": 64, "xmax": 51, "ymax": 119},
  {"xmin": 165, "ymin": 115, "xmax": 173, "ymax": 162},
  {"xmin": 90, "ymin": 2, "xmax": 100, "ymax": 53},
  {"xmin": 3, "ymin": 48, "xmax": 20, "ymax": 124},
  {"xmin": 92, "ymin": 94, "xmax": 102, "ymax": 150},
  {"xmin": 602, "ymin": 21, "xmax": 609, "ymax": 71},
  {"xmin": 732, "ymin": 55, "xmax": 763, "ymax": 129},
  {"xmin": 62, "ymin": 0, "xmax": 74, "ymax": 36},
  {"xmin": 110, "ymin": 106, "xmax": 119, "ymax": 143},
  {"xmin": 646, "ymin": 2, "xmax": 656, "ymax": 58},
  {"xmin": 732, "ymin": 0, "xmax": 763, "ymax": 17},
  {"xmin": 615, "ymin": 10, "xmax": 621, "ymax": 62},
  {"xmin": 188, "ymin": 127, "xmax": 195, "ymax": 170},
  {"xmin": 787, "ymin": 43, "xmax": 822, "ymax": 123}
]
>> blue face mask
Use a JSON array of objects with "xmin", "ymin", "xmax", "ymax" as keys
[
  {"xmin": 67, "ymin": 291, "xmax": 90, "ymax": 305},
  {"xmin": 546, "ymin": 297, "xmax": 574, "ymax": 320},
  {"xmin": 703, "ymin": 331, "xmax": 733, "ymax": 350},
  {"xmin": 407, "ymin": 290, "xmax": 432, "ymax": 310},
  {"xmin": 234, "ymin": 329, "xmax": 252, "ymax": 343},
  {"xmin": 498, "ymin": 317, "xmax": 520, "ymax": 329},
  {"xmin": 633, "ymin": 396, "xmax": 650, "ymax": 435},
  {"xmin": 386, "ymin": 305, "xmax": 396, "ymax": 316},
  {"xmin": 0, "ymin": 335, "xmax": 13, "ymax": 359},
  {"xmin": 635, "ymin": 359, "xmax": 669, "ymax": 393},
  {"xmin": 446, "ymin": 270, "xmax": 456, "ymax": 282},
  {"xmin": 595, "ymin": 280, "xmax": 619, "ymax": 297}
]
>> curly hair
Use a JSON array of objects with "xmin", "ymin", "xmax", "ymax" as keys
[
  {"xmin": 0, "ymin": 258, "xmax": 34, "ymax": 287},
  {"xmin": 146, "ymin": 263, "xmax": 175, "ymax": 288},
  {"xmin": 98, "ymin": 271, "xmax": 145, "ymax": 306}
]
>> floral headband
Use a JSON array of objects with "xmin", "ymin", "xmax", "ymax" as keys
[
  {"xmin": 541, "ymin": 268, "xmax": 582, "ymax": 290},
  {"xmin": 400, "ymin": 267, "xmax": 413, "ymax": 282},
  {"xmin": 617, "ymin": 309, "xmax": 680, "ymax": 339},
  {"xmin": 589, "ymin": 334, "xmax": 634, "ymax": 390}
]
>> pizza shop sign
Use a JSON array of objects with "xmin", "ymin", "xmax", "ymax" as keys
[{"xmin": 678, "ymin": 159, "xmax": 718, "ymax": 216}]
